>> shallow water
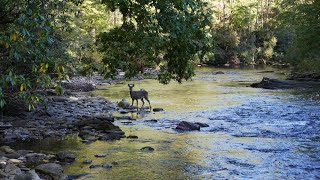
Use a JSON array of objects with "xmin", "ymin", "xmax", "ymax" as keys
[{"xmin": 19, "ymin": 67, "xmax": 320, "ymax": 179}]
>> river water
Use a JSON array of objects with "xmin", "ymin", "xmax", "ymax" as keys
[{"xmin": 23, "ymin": 67, "xmax": 320, "ymax": 179}]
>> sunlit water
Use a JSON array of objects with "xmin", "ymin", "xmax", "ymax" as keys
[{"xmin": 19, "ymin": 67, "xmax": 320, "ymax": 179}]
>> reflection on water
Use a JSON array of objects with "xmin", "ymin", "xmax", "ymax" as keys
[{"xmin": 21, "ymin": 67, "xmax": 320, "ymax": 179}]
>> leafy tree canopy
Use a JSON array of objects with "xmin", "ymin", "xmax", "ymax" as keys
[{"xmin": 100, "ymin": 0, "xmax": 213, "ymax": 84}]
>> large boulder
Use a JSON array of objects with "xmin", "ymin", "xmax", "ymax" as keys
[
  {"xmin": 176, "ymin": 121, "xmax": 200, "ymax": 131},
  {"xmin": 117, "ymin": 99, "xmax": 130, "ymax": 108},
  {"xmin": 56, "ymin": 151, "xmax": 76, "ymax": 163},
  {"xmin": 35, "ymin": 163, "xmax": 64, "ymax": 180}
]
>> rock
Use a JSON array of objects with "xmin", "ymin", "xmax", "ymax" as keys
[
  {"xmin": 0, "ymin": 146, "xmax": 16, "ymax": 154},
  {"xmin": 144, "ymin": 119, "xmax": 158, "ymax": 123},
  {"xmin": 5, "ymin": 164, "xmax": 22, "ymax": 175},
  {"xmin": 0, "ymin": 124, "xmax": 12, "ymax": 130},
  {"xmin": 25, "ymin": 153, "xmax": 46, "ymax": 164},
  {"xmin": 195, "ymin": 122, "xmax": 210, "ymax": 127},
  {"xmin": 94, "ymin": 154, "xmax": 107, "ymax": 158},
  {"xmin": 140, "ymin": 146, "xmax": 155, "ymax": 152},
  {"xmin": 56, "ymin": 151, "xmax": 76, "ymax": 163},
  {"xmin": 83, "ymin": 159, "xmax": 92, "ymax": 164},
  {"xmin": 13, "ymin": 170, "xmax": 41, "ymax": 180},
  {"xmin": 127, "ymin": 135, "xmax": 138, "ymax": 139},
  {"xmin": 251, "ymin": 77, "xmax": 313, "ymax": 89},
  {"xmin": 76, "ymin": 118, "xmax": 121, "ymax": 132},
  {"xmin": 8, "ymin": 159, "xmax": 24, "ymax": 165},
  {"xmin": 66, "ymin": 173, "xmax": 90, "ymax": 180},
  {"xmin": 101, "ymin": 162, "xmax": 112, "ymax": 169},
  {"xmin": 119, "ymin": 109, "xmax": 129, "ymax": 114},
  {"xmin": 94, "ymin": 115, "xmax": 115, "ymax": 122},
  {"xmin": 89, "ymin": 164, "xmax": 101, "ymax": 168},
  {"xmin": 35, "ymin": 163, "xmax": 64, "ymax": 180},
  {"xmin": 117, "ymin": 99, "xmax": 130, "ymax": 108},
  {"xmin": 153, "ymin": 108, "xmax": 164, "ymax": 112},
  {"xmin": 176, "ymin": 121, "xmax": 200, "ymax": 131},
  {"xmin": 212, "ymin": 71, "xmax": 224, "ymax": 75}
]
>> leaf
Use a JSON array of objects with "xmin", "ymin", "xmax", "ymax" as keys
[
  {"xmin": 20, "ymin": 84, "xmax": 24, "ymax": 92},
  {"xmin": 10, "ymin": 32, "xmax": 18, "ymax": 42}
]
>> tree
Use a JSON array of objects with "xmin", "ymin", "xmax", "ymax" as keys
[
  {"xmin": 99, "ymin": 0, "xmax": 213, "ymax": 84},
  {"xmin": 0, "ymin": 0, "xmax": 82, "ymax": 111},
  {"xmin": 278, "ymin": 0, "xmax": 320, "ymax": 73}
]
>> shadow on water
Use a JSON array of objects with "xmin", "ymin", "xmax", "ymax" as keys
[{"xmin": 13, "ymin": 66, "xmax": 320, "ymax": 179}]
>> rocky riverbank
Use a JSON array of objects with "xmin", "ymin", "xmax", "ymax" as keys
[{"xmin": 0, "ymin": 73, "xmax": 145, "ymax": 179}]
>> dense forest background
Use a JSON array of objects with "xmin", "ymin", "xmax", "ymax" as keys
[{"xmin": 0, "ymin": 0, "xmax": 319, "ymax": 109}]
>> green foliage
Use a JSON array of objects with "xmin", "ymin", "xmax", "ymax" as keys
[
  {"xmin": 278, "ymin": 0, "xmax": 320, "ymax": 72},
  {"xmin": 100, "ymin": 0, "xmax": 213, "ymax": 84},
  {"xmin": 0, "ymin": 0, "xmax": 77, "ymax": 110}
]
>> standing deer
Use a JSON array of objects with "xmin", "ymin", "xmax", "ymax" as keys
[{"xmin": 128, "ymin": 84, "xmax": 151, "ymax": 111}]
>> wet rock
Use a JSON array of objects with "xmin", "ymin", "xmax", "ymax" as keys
[
  {"xmin": 25, "ymin": 153, "xmax": 47, "ymax": 164},
  {"xmin": 116, "ymin": 116, "xmax": 136, "ymax": 120},
  {"xmin": 144, "ymin": 119, "xmax": 158, "ymax": 123},
  {"xmin": 127, "ymin": 135, "xmax": 138, "ymax": 139},
  {"xmin": 195, "ymin": 122, "xmax": 210, "ymax": 127},
  {"xmin": 89, "ymin": 164, "xmax": 101, "ymax": 168},
  {"xmin": 83, "ymin": 159, "xmax": 92, "ymax": 164},
  {"xmin": 119, "ymin": 109, "xmax": 129, "ymax": 114},
  {"xmin": 176, "ymin": 121, "xmax": 200, "ymax": 131},
  {"xmin": 35, "ymin": 163, "xmax": 64, "ymax": 180},
  {"xmin": 117, "ymin": 99, "xmax": 130, "ymax": 109},
  {"xmin": 5, "ymin": 164, "xmax": 22, "ymax": 175},
  {"xmin": 94, "ymin": 115, "xmax": 115, "ymax": 122},
  {"xmin": 76, "ymin": 118, "xmax": 121, "ymax": 131},
  {"xmin": 212, "ymin": 71, "xmax": 224, "ymax": 75},
  {"xmin": 8, "ymin": 159, "xmax": 24, "ymax": 166},
  {"xmin": 13, "ymin": 170, "xmax": 41, "ymax": 180},
  {"xmin": 0, "ymin": 146, "xmax": 16, "ymax": 154},
  {"xmin": 56, "ymin": 151, "xmax": 76, "ymax": 163},
  {"xmin": 101, "ymin": 162, "xmax": 112, "ymax": 169},
  {"xmin": 140, "ymin": 146, "xmax": 155, "ymax": 152},
  {"xmin": 153, "ymin": 108, "xmax": 164, "ymax": 112},
  {"xmin": 94, "ymin": 154, "xmax": 107, "ymax": 158},
  {"xmin": 251, "ymin": 77, "xmax": 313, "ymax": 89},
  {"xmin": 66, "ymin": 173, "xmax": 90, "ymax": 180}
]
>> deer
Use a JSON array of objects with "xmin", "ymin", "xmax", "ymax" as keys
[{"xmin": 128, "ymin": 84, "xmax": 151, "ymax": 111}]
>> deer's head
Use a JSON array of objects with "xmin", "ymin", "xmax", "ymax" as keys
[{"xmin": 128, "ymin": 84, "xmax": 135, "ymax": 91}]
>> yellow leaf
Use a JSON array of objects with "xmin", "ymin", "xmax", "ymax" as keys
[
  {"xmin": 10, "ymin": 33, "xmax": 18, "ymax": 42},
  {"xmin": 24, "ymin": 83, "xmax": 27, "ymax": 90},
  {"xmin": 5, "ymin": 43, "xmax": 9, "ymax": 48},
  {"xmin": 61, "ymin": 65, "xmax": 65, "ymax": 73},
  {"xmin": 20, "ymin": 84, "xmax": 24, "ymax": 92}
]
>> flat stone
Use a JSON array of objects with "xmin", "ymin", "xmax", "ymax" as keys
[
  {"xmin": 153, "ymin": 108, "xmax": 164, "ymax": 112},
  {"xmin": 83, "ymin": 159, "xmax": 92, "ymax": 164},
  {"xmin": 195, "ymin": 122, "xmax": 210, "ymax": 127},
  {"xmin": 94, "ymin": 154, "xmax": 107, "ymax": 158},
  {"xmin": 127, "ymin": 135, "xmax": 138, "ymax": 139},
  {"xmin": 140, "ymin": 146, "xmax": 155, "ymax": 152}
]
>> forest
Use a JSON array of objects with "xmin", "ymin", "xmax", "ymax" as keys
[{"xmin": 0, "ymin": 0, "xmax": 319, "ymax": 109}]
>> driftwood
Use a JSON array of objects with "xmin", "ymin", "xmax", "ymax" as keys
[{"xmin": 251, "ymin": 77, "xmax": 313, "ymax": 89}]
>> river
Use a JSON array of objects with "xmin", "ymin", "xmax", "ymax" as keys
[{"xmin": 21, "ymin": 67, "xmax": 320, "ymax": 179}]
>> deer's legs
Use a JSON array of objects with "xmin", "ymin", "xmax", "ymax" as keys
[
  {"xmin": 141, "ymin": 98, "xmax": 145, "ymax": 108},
  {"xmin": 136, "ymin": 100, "xmax": 139, "ymax": 111},
  {"xmin": 145, "ymin": 98, "xmax": 151, "ymax": 110},
  {"xmin": 131, "ymin": 99, "xmax": 134, "ymax": 107}
]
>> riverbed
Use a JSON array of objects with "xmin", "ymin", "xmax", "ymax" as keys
[{"xmin": 18, "ymin": 66, "xmax": 320, "ymax": 179}]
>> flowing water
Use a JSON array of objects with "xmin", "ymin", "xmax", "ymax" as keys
[{"xmin": 19, "ymin": 67, "xmax": 320, "ymax": 179}]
